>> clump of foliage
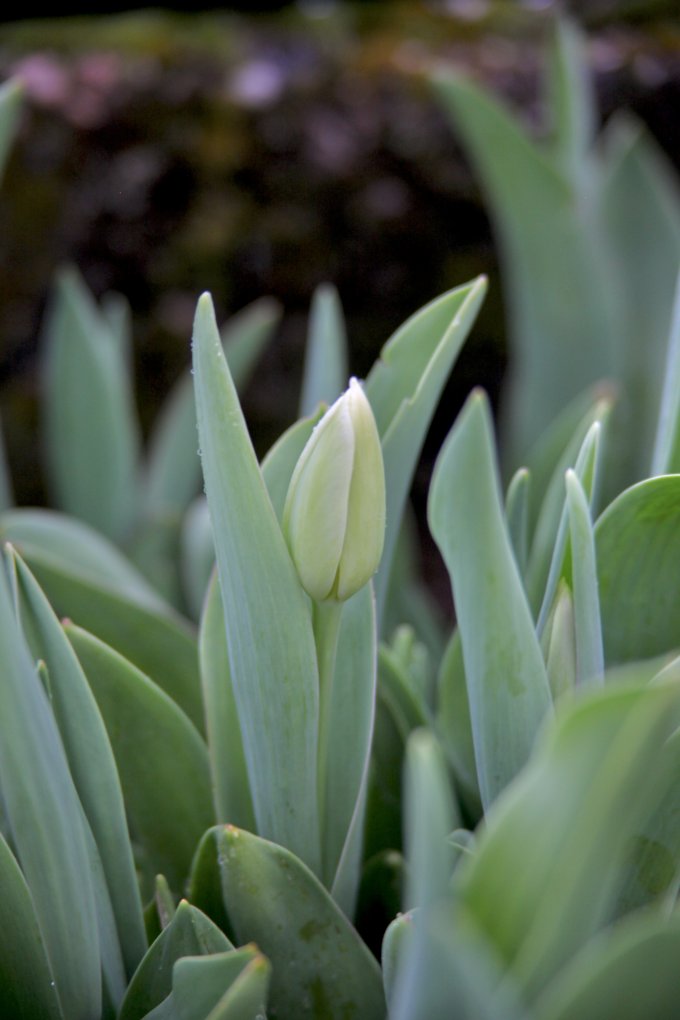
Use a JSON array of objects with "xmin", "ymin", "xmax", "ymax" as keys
[{"xmin": 2, "ymin": 19, "xmax": 680, "ymax": 1020}]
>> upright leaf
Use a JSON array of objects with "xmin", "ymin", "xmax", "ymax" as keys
[
  {"xmin": 456, "ymin": 679, "xmax": 680, "ymax": 1002},
  {"xmin": 596, "ymin": 476, "xmax": 680, "ymax": 665},
  {"xmin": 10, "ymin": 549, "xmax": 147, "ymax": 976},
  {"xmin": 145, "ymin": 297, "xmax": 281, "ymax": 518},
  {"xmin": 0, "ymin": 832, "xmax": 62, "ymax": 1020},
  {"xmin": 66, "ymin": 624, "xmax": 213, "ymax": 892},
  {"xmin": 299, "ymin": 283, "xmax": 348, "ymax": 417},
  {"xmin": 428, "ymin": 390, "xmax": 552, "ymax": 808},
  {"xmin": 192, "ymin": 293, "xmax": 320, "ymax": 872},
  {"xmin": 0, "ymin": 560, "xmax": 101, "ymax": 1019},
  {"xmin": 42, "ymin": 266, "xmax": 141, "ymax": 541},
  {"xmin": 365, "ymin": 277, "xmax": 487, "ymax": 623},
  {"xmin": 213, "ymin": 825, "xmax": 385, "ymax": 1020},
  {"xmin": 433, "ymin": 71, "xmax": 617, "ymax": 469}
]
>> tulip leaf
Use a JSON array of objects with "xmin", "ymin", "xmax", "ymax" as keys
[
  {"xmin": 145, "ymin": 297, "xmax": 280, "ymax": 518},
  {"xmin": 0, "ymin": 559, "xmax": 101, "ymax": 1020},
  {"xmin": 435, "ymin": 629, "xmax": 481, "ymax": 818},
  {"xmin": 210, "ymin": 825, "xmax": 385, "ymax": 1020},
  {"xmin": 300, "ymin": 282, "xmax": 348, "ymax": 417},
  {"xmin": 505, "ymin": 468, "xmax": 530, "ymax": 579},
  {"xmin": 193, "ymin": 293, "xmax": 320, "ymax": 873},
  {"xmin": 533, "ymin": 911, "xmax": 680, "ymax": 1020},
  {"xmin": 199, "ymin": 572, "xmax": 255, "ymax": 831},
  {"xmin": 403, "ymin": 729, "xmax": 458, "ymax": 913},
  {"xmin": 365, "ymin": 277, "xmax": 487, "ymax": 623},
  {"xmin": 651, "ymin": 271, "xmax": 680, "ymax": 475},
  {"xmin": 545, "ymin": 19, "xmax": 595, "ymax": 187},
  {"xmin": 600, "ymin": 115, "xmax": 680, "ymax": 488},
  {"xmin": 9, "ymin": 549, "xmax": 147, "ymax": 976},
  {"xmin": 0, "ymin": 832, "xmax": 62, "ymax": 1020},
  {"xmin": 389, "ymin": 901, "xmax": 528, "ymax": 1020},
  {"xmin": 0, "ymin": 509, "xmax": 203, "ymax": 731},
  {"xmin": 564, "ymin": 470, "xmax": 603, "ymax": 686},
  {"xmin": 596, "ymin": 475, "xmax": 680, "ymax": 665},
  {"xmin": 0, "ymin": 508, "xmax": 167, "ymax": 612},
  {"xmin": 42, "ymin": 266, "xmax": 141, "ymax": 542},
  {"xmin": 456, "ymin": 678, "xmax": 680, "ymax": 1002},
  {"xmin": 323, "ymin": 583, "xmax": 376, "ymax": 913},
  {"xmin": 119, "ymin": 901, "xmax": 232, "ymax": 1020},
  {"xmin": 66, "ymin": 624, "xmax": 213, "ymax": 893},
  {"xmin": 428, "ymin": 390, "xmax": 552, "ymax": 809},
  {"xmin": 535, "ymin": 419, "xmax": 605, "ymax": 635},
  {"xmin": 433, "ymin": 70, "xmax": 617, "ymax": 472},
  {"xmin": 172, "ymin": 948, "xmax": 270, "ymax": 1020},
  {"xmin": 180, "ymin": 496, "xmax": 214, "ymax": 620}
]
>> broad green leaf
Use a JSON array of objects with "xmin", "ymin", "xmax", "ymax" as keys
[
  {"xmin": 299, "ymin": 283, "xmax": 348, "ymax": 417},
  {"xmin": 119, "ymin": 901, "xmax": 232, "ymax": 1020},
  {"xmin": 651, "ymin": 271, "xmax": 680, "ymax": 474},
  {"xmin": 10, "ymin": 549, "xmax": 146, "ymax": 976},
  {"xmin": 535, "ymin": 419, "xmax": 605, "ymax": 634},
  {"xmin": 362, "ymin": 687, "xmax": 405, "ymax": 860},
  {"xmin": 390, "ymin": 901, "xmax": 528, "ymax": 1020},
  {"xmin": 0, "ymin": 832, "xmax": 62, "ymax": 1020},
  {"xmin": 145, "ymin": 297, "xmax": 281, "ymax": 517},
  {"xmin": 0, "ymin": 508, "xmax": 168, "ymax": 613},
  {"xmin": 433, "ymin": 72, "xmax": 618, "ymax": 470},
  {"xmin": 365, "ymin": 278, "xmax": 487, "ymax": 623},
  {"xmin": 505, "ymin": 468, "xmax": 530, "ymax": 578},
  {"xmin": 207, "ymin": 956, "xmax": 271, "ymax": 1019},
  {"xmin": 378, "ymin": 643, "xmax": 429, "ymax": 739},
  {"xmin": 322, "ymin": 583, "xmax": 376, "ymax": 910},
  {"xmin": 192, "ymin": 293, "xmax": 320, "ymax": 872},
  {"xmin": 545, "ymin": 19, "xmax": 595, "ymax": 188},
  {"xmin": 543, "ymin": 583, "xmax": 577, "ymax": 702},
  {"xmin": 613, "ymin": 706, "xmax": 680, "ymax": 916},
  {"xmin": 82, "ymin": 815, "xmax": 128, "ymax": 1014},
  {"xmin": 199, "ymin": 573, "xmax": 255, "ymax": 831},
  {"xmin": 596, "ymin": 476, "xmax": 680, "ymax": 664},
  {"xmin": 0, "ymin": 561, "xmax": 101, "ymax": 1019},
  {"xmin": 428, "ymin": 390, "xmax": 551, "ymax": 808},
  {"xmin": 403, "ymin": 729, "xmax": 458, "ymax": 912},
  {"xmin": 435, "ymin": 629, "xmax": 481, "ymax": 818},
  {"xmin": 524, "ymin": 386, "xmax": 614, "ymax": 556},
  {"xmin": 600, "ymin": 115, "xmax": 680, "ymax": 489},
  {"xmin": 533, "ymin": 911, "xmax": 680, "ymax": 1020},
  {"xmin": 211, "ymin": 825, "xmax": 385, "ymax": 1020},
  {"xmin": 66, "ymin": 624, "xmax": 213, "ymax": 892},
  {"xmin": 564, "ymin": 470, "xmax": 603, "ymax": 686},
  {"xmin": 0, "ymin": 509, "xmax": 203, "ymax": 730},
  {"xmin": 0, "ymin": 79, "xmax": 21, "ymax": 183},
  {"xmin": 42, "ymin": 266, "xmax": 141, "ymax": 541},
  {"xmin": 173, "ymin": 948, "xmax": 269, "ymax": 1020},
  {"xmin": 180, "ymin": 496, "xmax": 214, "ymax": 620},
  {"xmin": 382, "ymin": 911, "xmax": 413, "ymax": 1011},
  {"xmin": 456, "ymin": 679, "xmax": 680, "ymax": 1002}
]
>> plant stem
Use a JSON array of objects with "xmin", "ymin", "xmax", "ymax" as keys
[{"xmin": 313, "ymin": 598, "xmax": 344, "ymax": 847}]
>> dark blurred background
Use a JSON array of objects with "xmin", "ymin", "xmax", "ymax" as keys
[{"xmin": 0, "ymin": 0, "xmax": 678, "ymax": 601}]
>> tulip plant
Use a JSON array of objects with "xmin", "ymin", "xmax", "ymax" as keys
[{"xmin": 2, "ymin": 18, "xmax": 680, "ymax": 1020}]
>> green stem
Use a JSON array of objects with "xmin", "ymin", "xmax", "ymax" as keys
[{"xmin": 313, "ymin": 598, "xmax": 343, "ymax": 869}]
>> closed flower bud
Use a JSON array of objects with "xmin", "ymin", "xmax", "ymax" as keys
[{"xmin": 283, "ymin": 377, "xmax": 386, "ymax": 602}]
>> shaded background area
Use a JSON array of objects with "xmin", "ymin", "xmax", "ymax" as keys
[{"xmin": 0, "ymin": 1, "xmax": 678, "ymax": 603}]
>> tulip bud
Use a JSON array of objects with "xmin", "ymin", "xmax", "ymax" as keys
[{"xmin": 283, "ymin": 377, "xmax": 386, "ymax": 602}]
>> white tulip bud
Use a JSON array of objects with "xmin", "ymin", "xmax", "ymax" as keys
[{"xmin": 283, "ymin": 377, "xmax": 386, "ymax": 602}]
